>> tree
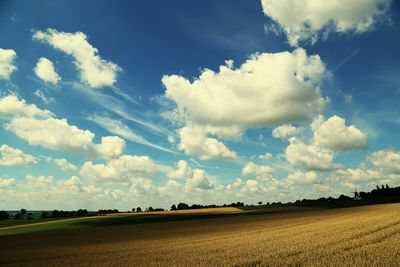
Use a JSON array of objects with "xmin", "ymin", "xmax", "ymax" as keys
[
  {"xmin": 136, "ymin": 207, "xmax": 142, "ymax": 212},
  {"xmin": 14, "ymin": 213, "xmax": 21, "ymax": 219},
  {"xmin": 132, "ymin": 208, "xmax": 136, "ymax": 212},
  {"xmin": 52, "ymin": 210, "xmax": 59, "ymax": 218},
  {"xmin": 171, "ymin": 204, "xmax": 177, "ymax": 211},
  {"xmin": 0, "ymin": 211, "xmax": 9, "ymax": 220},
  {"xmin": 177, "ymin": 203, "xmax": 189, "ymax": 210},
  {"xmin": 146, "ymin": 207, "xmax": 154, "ymax": 212},
  {"xmin": 20, "ymin": 208, "xmax": 27, "ymax": 216},
  {"xmin": 258, "ymin": 201, "xmax": 262, "ymax": 205}
]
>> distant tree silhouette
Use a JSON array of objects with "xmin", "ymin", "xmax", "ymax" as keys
[
  {"xmin": 20, "ymin": 208, "xmax": 27, "ymax": 216},
  {"xmin": 338, "ymin": 195, "xmax": 352, "ymax": 201},
  {"xmin": 171, "ymin": 204, "xmax": 177, "ymax": 211},
  {"xmin": 132, "ymin": 208, "xmax": 136, "ymax": 212},
  {"xmin": 386, "ymin": 184, "xmax": 390, "ymax": 189},
  {"xmin": 146, "ymin": 207, "xmax": 154, "ymax": 212},
  {"xmin": 0, "ymin": 211, "xmax": 9, "ymax": 220},
  {"xmin": 177, "ymin": 203, "xmax": 190, "ymax": 210},
  {"xmin": 258, "ymin": 201, "xmax": 262, "ymax": 205},
  {"xmin": 14, "ymin": 213, "xmax": 21, "ymax": 219},
  {"xmin": 136, "ymin": 207, "xmax": 142, "ymax": 212}
]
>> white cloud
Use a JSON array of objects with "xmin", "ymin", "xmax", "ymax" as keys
[
  {"xmin": 0, "ymin": 94, "xmax": 53, "ymax": 119},
  {"xmin": 26, "ymin": 175, "xmax": 54, "ymax": 185},
  {"xmin": 83, "ymin": 184, "xmax": 106, "ymax": 195},
  {"xmin": 167, "ymin": 160, "xmax": 193, "ymax": 179},
  {"xmin": 242, "ymin": 161, "xmax": 274, "ymax": 180},
  {"xmin": 80, "ymin": 155, "xmax": 156, "ymax": 183},
  {"xmin": 34, "ymin": 89, "xmax": 55, "ymax": 105},
  {"xmin": 167, "ymin": 135, "xmax": 175, "ymax": 143},
  {"xmin": 261, "ymin": 0, "xmax": 391, "ymax": 46},
  {"xmin": 177, "ymin": 124, "xmax": 237, "ymax": 160},
  {"xmin": 332, "ymin": 168, "xmax": 383, "ymax": 190},
  {"xmin": 54, "ymin": 158, "xmax": 77, "ymax": 172},
  {"xmin": 163, "ymin": 48, "xmax": 328, "ymax": 136},
  {"xmin": 240, "ymin": 179, "xmax": 262, "ymax": 193},
  {"xmin": 368, "ymin": 150, "xmax": 400, "ymax": 173},
  {"xmin": 311, "ymin": 115, "xmax": 367, "ymax": 151},
  {"xmin": 272, "ymin": 124, "xmax": 304, "ymax": 139},
  {"xmin": 0, "ymin": 48, "xmax": 17, "ymax": 79},
  {"xmin": 286, "ymin": 170, "xmax": 319, "ymax": 185},
  {"xmin": 87, "ymin": 115, "xmax": 173, "ymax": 153},
  {"xmin": 158, "ymin": 180, "xmax": 183, "ymax": 196},
  {"xmin": 130, "ymin": 177, "xmax": 156, "ymax": 196},
  {"xmin": 34, "ymin": 57, "xmax": 61, "ymax": 84},
  {"xmin": 111, "ymin": 189, "xmax": 124, "ymax": 199},
  {"xmin": 185, "ymin": 169, "xmax": 214, "ymax": 190},
  {"xmin": 0, "ymin": 144, "xmax": 37, "ymax": 166},
  {"xmin": 5, "ymin": 117, "xmax": 125, "ymax": 159},
  {"xmin": 285, "ymin": 137, "xmax": 339, "ymax": 170},
  {"xmin": 0, "ymin": 177, "xmax": 15, "ymax": 187},
  {"xmin": 33, "ymin": 28, "xmax": 121, "ymax": 88},
  {"xmin": 258, "ymin": 152, "xmax": 273, "ymax": 160}
]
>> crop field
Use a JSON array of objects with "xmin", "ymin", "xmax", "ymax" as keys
[{"xmin": 1, "ymin": 204, "xmax": 400, "ymax": 266}]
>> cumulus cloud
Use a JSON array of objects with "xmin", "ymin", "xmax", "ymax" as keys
[
  {"xmin": 130, "ymin": 177, "xmax": 156, "ymax": 196},
  {"xmin": 163, "ymin": 48, "xmax": 327, "ymax": 134},
  {"xmin": 5, "ymin": 117, "xmax": 125, "ymax": 159},
  {"xmin": 167, "ymin": 160, "xmax": 193, "ymax": 179},
  {"xmin": 0, "ymin": 144, "xmax": 37, "ymax": 166},
  {"xmin": 34, "ymin": 57, "xmax": 61, "ymax": 84},
  {"xmin": 185, "ymin": 169, "xmax": 214, "ymax": 190},
  {"xmin": 286, "ymin": 170, "xmax": 319, "ymax": 185},
  {"xmin": 177, "ymin": 124, "xmax": 237, "ymax": 160},
  {"xmin": 368, "ymin": 150, "xmax": 400, "ymax": 173},
  {"xmin": 332, "ymin": 167, "xmax": 383, "ymax": 189},
  {"xmin": 272, "ymin": 124, "xmax": 304, "ymax": 139},
  {"xmin": 242, "ymin": 161, "xmax": 274, "ymax": 180},
  {"xmin": 0, "ymin": 94, "xmax": 53, "ymax": 119},
  {"xmin": 80, "ymin": 155, "xmax": 156, "ymax": 183},
  {"xmin": 53, "ymin": 158, "xmax": 77, "ymax": 172},
  {"xmin": 311, "ymin": 115, "xmax": 367, "ymax": 151},
  {"xmin": 261, "ymin": 0, "xmax": 391, "ymax": 46},
  {"xmin": 0, "ymin": 48, "xmax": 17, "ymax": 79},
  {"xmin": 163, "ymin": 48, "xmax": 329, "ymax": 159},
  {"xmin": 33, "ymin": 28, "xmax": 121, "ymax": 88},
  {"xmin": 26, "ymin": 175, "xmax": 54, "ymax": 185},
  {"xmin": 0, "ymin": 177, "xmax": 16, "ymax": 187},
  {"xmin": 165, "ymin": 160, "xmax": 214, "ymax": 191},
  {"xmin": 286, "ymin": 137, "xmax": 339, "ymax": 170}
]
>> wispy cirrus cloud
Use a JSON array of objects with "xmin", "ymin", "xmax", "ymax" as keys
[{"xmin": 87, "ymin": 114, "xmax": 174, "ymax": 154}]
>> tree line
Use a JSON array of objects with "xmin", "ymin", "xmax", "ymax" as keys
[{"xmin": 2, "ymin": 184, "xmax": 400, "ymax": 221}]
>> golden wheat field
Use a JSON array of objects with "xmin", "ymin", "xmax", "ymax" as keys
[{"xmin": 1, "ymin": 204, "xmax": 400, "ymax": 266}]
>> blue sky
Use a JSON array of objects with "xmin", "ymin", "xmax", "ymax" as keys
[{"xmin": 0, "ymin": 0, "xmax": 400, "ymax": 210}]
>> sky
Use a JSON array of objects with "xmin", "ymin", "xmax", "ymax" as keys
[{"xmin": 1, "ymin": 0, "xmax": 400, "ymax": 210}]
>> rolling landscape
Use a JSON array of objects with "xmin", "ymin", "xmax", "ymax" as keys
[
  {"xmin": 1, "ymin": 0, "xmax": 400, "ymax": 266},
  {"xmin": 2, "ymin": 202, "xmax": 400, "ymax": 266}
]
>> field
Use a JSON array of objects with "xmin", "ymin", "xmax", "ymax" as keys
[{"xmin": 1, "ymin": 204, "xmax": 400, "ymax": 266}]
